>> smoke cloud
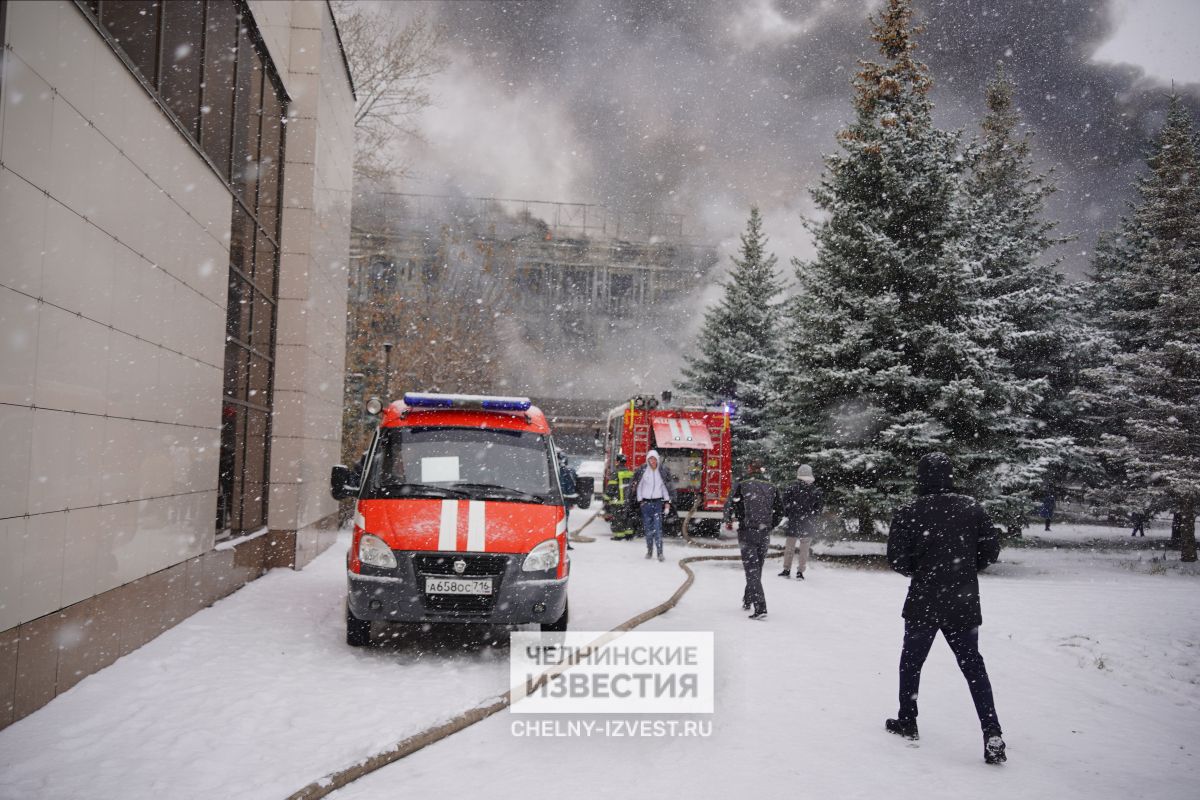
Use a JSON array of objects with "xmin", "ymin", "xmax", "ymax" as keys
[{"xmin": 378, "ymin": 0, "xmax": 1200, "ymax": 398}]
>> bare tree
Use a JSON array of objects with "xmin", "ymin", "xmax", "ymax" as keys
[{"xmin": 330, "ymin": 1, "xmax": 448, "ymax": 182}]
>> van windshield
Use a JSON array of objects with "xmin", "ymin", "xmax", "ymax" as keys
[{"xmin": 362, "ymin": 426, "xmax": 556, "ymax": 503}]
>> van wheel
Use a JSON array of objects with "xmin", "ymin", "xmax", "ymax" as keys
[
  {"xmin": 541, "ymin": 599, "xmax": 569, "ymax": 633},
  {"xmin": 346, "ymin": 603, "xmax": 371, "ymax": 647}
]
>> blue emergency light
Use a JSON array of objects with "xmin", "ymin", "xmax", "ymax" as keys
[{"xmin": 403, "ymin": 393, "xmax": 533, "ymax": 412}]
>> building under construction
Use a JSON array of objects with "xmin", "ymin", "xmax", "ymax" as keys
[{"xmin": 348, "ymin": 193, "xmax": 720, "ymax": 358}]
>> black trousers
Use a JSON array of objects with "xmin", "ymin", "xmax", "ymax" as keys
[
  {"xmin": 740, "ymin": 538, "xmax": 768, "ymax": 613},
  {"xmin": 898, "ymin": 620, "xmax": 1001, "ymax": 736}
]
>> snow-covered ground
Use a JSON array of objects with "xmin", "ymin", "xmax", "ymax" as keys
[{"xmin": 1, "ymin": 518, "xmax": 1196, "ymax": 800}]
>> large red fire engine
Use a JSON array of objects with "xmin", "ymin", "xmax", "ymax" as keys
[{"xmin": 600, "ymin": 393, "xmax": 734, "ymax": 537}]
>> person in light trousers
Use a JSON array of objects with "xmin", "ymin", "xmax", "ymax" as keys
[
  {"xmin": 627, "ymin": 449, "xmax": 674, "ymax": 561},
  {"xmin": 779, "ymin": 464, "xmax": 824, "ymax": 579}
]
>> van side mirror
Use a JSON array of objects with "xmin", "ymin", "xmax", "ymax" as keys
[
  {"xmin": 593, "ymin": 427, "xmax": 602, "ymax": 448},
  {"xmin": 330, "ymin": 465, "xmax": 360, "ymax": 501}
]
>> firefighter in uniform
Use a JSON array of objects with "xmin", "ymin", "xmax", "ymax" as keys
[{"xmin": 609, "ymin": 455, "xmax": 638, "ymax": 540}]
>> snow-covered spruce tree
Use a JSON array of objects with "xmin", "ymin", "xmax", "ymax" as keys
[
  {"xmin": 958, "ymin": 66, "xmax": 1105, "ymax": 532},
  {"xmin": 1088, "ymin": 96, "xmax": 1200, "ymax": 561},
  {"xmin": 1074, "ymin": 223, "xmax": 1148, "ymax": 520},
  {"xmin": 678, "ymin": 207, "xmax": 783, "ymax": 472},
  {"xmin": 775, "ymin": 0, "xmax": 1052, "ymax": 535}
]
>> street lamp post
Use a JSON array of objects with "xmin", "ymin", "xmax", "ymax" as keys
[{"xmin": 382, "ymin": 342, "xmax": 394, "ymax": 401}]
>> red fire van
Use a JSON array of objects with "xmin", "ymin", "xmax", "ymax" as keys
[{"xmin": 330, "ymin": 393, "xmax": 570, "ymax": 645}]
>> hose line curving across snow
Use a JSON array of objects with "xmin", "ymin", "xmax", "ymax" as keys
[{"xmin": 285, "ymin": 512, "xmax": 781, "ymax": 800}]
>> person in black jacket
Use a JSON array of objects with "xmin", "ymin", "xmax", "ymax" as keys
[
  {"xmin": 885, "ymin": 452, "xmax": 1007, "ymax": 765},
  {"xmin": 778, "ymin": 464, "xmax": 824, "ymax": 580},
  {"xmin": 723, "ymin": 461, "xmax": 783, "ymax": 620}
]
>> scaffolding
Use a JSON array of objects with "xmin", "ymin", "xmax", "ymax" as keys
[
  {"xmin": 350, "ymin": 191, "xmax": 718, "ymax": 321},
  {"xmin": 368, "ymin": 191, "xmax": 695, "ymax": 243}
]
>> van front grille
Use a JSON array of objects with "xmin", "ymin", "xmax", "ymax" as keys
[{"xmin": 413, "ymin": 554, "xmax": 509, "ymax": 576}]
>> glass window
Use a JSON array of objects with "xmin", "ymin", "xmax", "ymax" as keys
[
  {"xmin": 224, "ymin": 273, "xmax": 252, "ymax": 346},
  {"xmin": 364, "ymin": 428, "xmax": 556, "ymax": 502},
  {"xmin": 257, "ymin": 87, "xmax": 283, "ymax": 232},
  {"xmin": 159, "ymin": 0, "xmax": 205, "ymax": 138},
  {"xmin": 200, "ymin": 1, "xmax": 238, "ymax": 179},
  {"xmin": 249, "ymin": 286, "xmax": 273, "ymax": 353},
  {"xmin": 99, "ymin": 1, "xmax": 161, "ymax": 84},
  {"xmin": 220, "ymin": 404, "xmax": 246, "ymax": 530},
  {"xmin": 240, "ymin": 409, "xmax": 269, "ymax": 528},
  {"xmin": 229, "ymin": 206, "xmax": 255, "ymax": 279},
  {"xmin": 231, "ymin": 26, "xmax": 262, "ymax": 204},
  {"xmin": 253, "ymin": 231, "xmax": 277, "ymax": 294},
  {"xmin": 247, "ymin": 351, "xmax": 271, "ymax": 400},
  {"xmin": 222, "ymin": 343, "xmax": 250, "ymax": 402},
  {"xmin": 216, "ymin": 402, "xmax": 238, "ymax": 530}
]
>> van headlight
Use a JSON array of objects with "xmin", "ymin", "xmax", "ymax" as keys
[
  {"xmin": 359, "ymin": 533, "xmax": 397, "ymax": 569},
  {"xmin": 522, "ymin": 539, "xmax": 560, "ymax": 572}
]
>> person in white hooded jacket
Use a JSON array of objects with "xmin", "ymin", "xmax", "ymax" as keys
[{"xmin": 625, "ymin": 450, "xmax": 675, "ymax": 561}]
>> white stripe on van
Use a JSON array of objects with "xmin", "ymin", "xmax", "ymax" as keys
[
  {"xmin": 439, "ymin": 499, "xmax": 458, "ymax": 551},
  {"xmin": 467, "ymin": 501, "xmax": 486, "ymax": 552},
  {"xmin": 680, "ymin": 418, "xmax": 693, "ymax": 441},
  {"xmin": 668, "ymin": 418, "xmax": 681, "ymax": 441}
]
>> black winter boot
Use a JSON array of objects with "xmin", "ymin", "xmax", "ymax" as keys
[
  {"xmin": 885, "ymin": 718, "xmax": 919, "ymax": 740},
  {"xmin": 984, "ymin": 734, "xmax": 1007, "ymax": 764}
]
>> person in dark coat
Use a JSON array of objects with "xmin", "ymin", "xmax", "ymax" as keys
[
  {"xmin": 778, "ymin": 464, "xmax": 824, "ymax": 580},
  {"xmin": 1038, "ymin": 491, "xmax": 1055, "ymax": 531},
  {"xmin": 558, "ymin": 452, "xmax": 579, "ymax": 550},
  {"xmin": 724, "ymin": 461, "xmax": 783, "ymax": 620},
  {"xmin": 626, "ymin": 450, "xmax": 675, "ymax": 561},
  {"xmin": 885, "ymin": 452, "xmax": 1006, "ymax": 765},
  {"xmin": 1130, "ymin": 509, "xmax": 1146, "ymax": 537}
]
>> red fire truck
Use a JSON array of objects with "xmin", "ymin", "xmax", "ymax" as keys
[{"xmin": 600, "ymin": 393, "xmax": 734, "ymax": 537}]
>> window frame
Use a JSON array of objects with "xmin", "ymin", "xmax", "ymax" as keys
[
  {"xmin": 73, "ymin": 1, "xmax": 291, "ymax": 540},
  {"xmin": 73, "ymin": 1, "xmax": 290, "ymax": 211}
]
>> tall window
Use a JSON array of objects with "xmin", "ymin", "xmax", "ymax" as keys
[{"xmin": 78, "ymin": 1, "xmax": 288, "ymax": 537}]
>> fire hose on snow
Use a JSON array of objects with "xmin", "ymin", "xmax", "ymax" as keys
[{"xmin": 285, "ymin": 509, "xmax": 782, "ymax": 800}]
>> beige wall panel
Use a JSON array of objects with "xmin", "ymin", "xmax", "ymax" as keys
[
  {"xmin": 0, "ymin": 288, "xmax": 39, "ymax": 408},
  {"xmin": 16, "ymin": 512, "xmax": 66, "ymax": 625},
  {"xmin": 0, "ymin": 518, "xmax": 28, "ymax": 633},
  {"xmin": 33, "ymin": 304, "xmax": 110, "ymax": 416},
  {"xmin": 0, "ymin": 167, "xmax": 48, "ymax": 298}
]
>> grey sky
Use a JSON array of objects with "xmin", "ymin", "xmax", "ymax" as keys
[{"xmin": 1092, "ymin": 0, "xmax": 1200, "ymax": 84}]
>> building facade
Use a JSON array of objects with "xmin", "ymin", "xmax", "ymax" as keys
[{"xmin": 0, "ymin": 0, "xmax": 354, "ymax": 728}]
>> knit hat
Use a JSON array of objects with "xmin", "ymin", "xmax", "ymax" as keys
[{"xmin": 797, "ymin": 464, "xmax": 815, "ymax": 483}]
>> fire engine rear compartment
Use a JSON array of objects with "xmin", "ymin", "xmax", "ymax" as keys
[{"xmin": 601, "ymin": 396, "xmax": 734, "ymax": 537}]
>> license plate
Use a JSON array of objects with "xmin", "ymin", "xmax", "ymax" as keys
[{"xmin": 425, "ymin": 577, "xmax": 493, "ymax": 595}]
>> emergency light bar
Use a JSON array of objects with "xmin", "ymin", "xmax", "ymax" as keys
[{"xmin": 402, "ymin": 392, "xmax": 533, "ymax": 412}]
